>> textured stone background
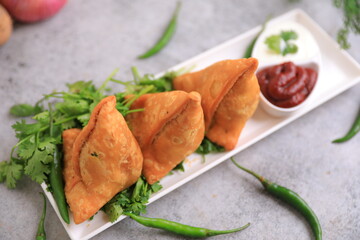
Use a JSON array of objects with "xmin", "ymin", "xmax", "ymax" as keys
[{"xmin": 0, "ymin": 0, "xmax": 359, "ymax": 239}]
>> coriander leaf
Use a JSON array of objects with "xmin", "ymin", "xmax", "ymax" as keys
[
  {"xmin": 265, "ymin": 30, "xmax": 299, "ymax": 56},
  {"xmin": 53, "ymin": 113, "xmax": 78, "ymax": 130},
  {"xmin": 337, "ymin": 28, "xmax": 351, "ymax": 49},
  {"xmin": 172, "ymin": 161, "xmax": 185, "ymax": 172},
  {"xmin": 103, "ymin": 176, "xmax": 162, "ymax": 222},
  {"xmin": 67, "ymin": 81, "xmax": 95, "ymax": 94},
  {"xmin": 60, "ymin": 119, "xmax": 77, "ymax": 130},
  {"xmin": 282, "ymin": 43, "xmax": 298, "ymax": 56},
  {"xmin": 76, "ymin": 113, "xmax": 90, "ymax": 127},
  {"xmin": 150, "ymin": 182, "xmax": 162, "ymax": 192},
  {"xmin": 0, "ymin": 161, "xmax": 8, "ymax": 183},
  {"xmin": 6, "ymin": 162, "xmax": 23, "ymax": 188},
  {"xmin": 66, "ymin": 80, "xmax": 103, "ymax": 103},
  {"xmin": 16, "ymin": 135, "xmax": 36, "ymax": 159},
  {"xmin": 10, "ymin": 104, "xmax": 42, "ymax": 117},
  {"xmin": 104, "ymin": 204, "xmax": 123, "ymax": 223},
  {"xmin": 0, "ymin": 161, "xmax": 23, "ymax": 188},
  {"xmin": 33, "ymin": 111, "xmax": 50, "ymax": 124},
  {"xmin": 264, "ymin": 35, "xmax": 282, "ymax": 54},
  {"xmin": 280, "ymin": 30, "xmax": 298, "ymax": 41},
  {"xmin": 196, "ymin": 137, "xmax": 225, "ymax": 155},
  {"xmin": 38, "ymin": 137, "xmax": 56, "ymax": 155},
  {"xmin": 55, "ymin": 99, "xmax": 90, "ymax": 116},
  {"xmin": 167, "ymin": 162, "xmax": 185, "ymax": 176},
  {"xmin": 12, "ymin": 120, "xmax": 43, "ymax": 140},
  {"xmin": 24, "ymin": 148, "xmax": 52, "ymax": 184}
]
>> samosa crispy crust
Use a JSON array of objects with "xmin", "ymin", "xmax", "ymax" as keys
[
  {"xmin": 62, "ymin": 96, "xmax": 143, "ymax": 224},
  {"xmin": 126, "ymin": 91, "xmax": 205, "ymax": 184},
  {"xmin": 173, "ymin": 58, "xmax": 259, "ymax": 150}
]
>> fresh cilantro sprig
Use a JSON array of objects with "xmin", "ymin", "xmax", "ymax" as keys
[
  {"xmin": 0, "ymin": 160, "xmax": 22, "ymax": 188},
  {"xmin": 0, "ymin": 69, "xmax": 155, "ymax": 189},
  {"xmin": 111, "ymin": 66, "xmax": 194, "ymax": 95},
  {"xmin": 103, "ymin": 176, "xmax": 162, "ymax": 222},
  {"xmin": 334, "ymin": 0, "xmax": 360, "ymax": 49},
  {"xmin": 264, "ymin": 30, "xmax": 299, "ymax": 56}
]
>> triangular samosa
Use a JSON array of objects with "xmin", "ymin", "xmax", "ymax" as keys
[
  {"xmin": 62, "ymin": 96, "xmax": 143, "ymax": 224},
  {"xmin": 173, "ymin": 58, "xmax": 259, "ymax": 150},
  {"xmin": 126, "ymin": 91, "xmax": 205, "ymax": 184}
]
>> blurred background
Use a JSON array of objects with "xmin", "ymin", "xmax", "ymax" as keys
[{"xmin": 0, "ymin": 0, "xmax": 359, "ymax": 239}]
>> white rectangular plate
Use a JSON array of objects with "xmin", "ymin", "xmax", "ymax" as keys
[{"xmin": 42, "ymin": 8, "xmax": 360, "ymax": 240}]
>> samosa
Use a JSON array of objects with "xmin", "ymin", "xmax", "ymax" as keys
[
  {"xmin": 126, "ymin": 91, "xmax": 205, "ymax": 184},
  {"xmin": 173, "ymin": 58, "xmax": 259, "ymax": 150},
  {"xmin": 62, "ymin": 96, "xmax": 143, "ymax": 224}
]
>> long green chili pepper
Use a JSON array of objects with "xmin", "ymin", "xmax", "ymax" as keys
[
  {"xmin": 48, "ymin": 104, "xmax": 70, "ymax": 224},
  {"xmin": 243, "ymin": 16, "xmax": 270, "ymax": 58},
  {"xmin": 138, "ymin": 2, "xmax": 181, "ymax": 59},
  {"xmin": 332, "ymin": 108, "xmax": 360, "ymax": 143},
  {"xmin": 231, "ymin": 158, "xmax": 322, "ymax": 240},
  {"xmin": 36, "ymin": 192, "xmax": 47, "ymax": 240},
  {"xmin": 126, "ymin": 212, "xmax": 250, "ymax": 238}
]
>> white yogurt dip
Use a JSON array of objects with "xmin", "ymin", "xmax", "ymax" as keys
[{"xmin": 252, "ymin": 21, "xmax": 320, "ymax": 66}]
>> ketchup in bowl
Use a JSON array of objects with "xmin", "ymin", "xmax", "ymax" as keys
[{"xmin": 257, "ymin": 62, "xmax": 317, "ymax": 108}]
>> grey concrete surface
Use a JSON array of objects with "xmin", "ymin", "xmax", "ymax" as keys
[{"xmin": 0, "ymin": 0, "xmax": 359, "ymax": 239}]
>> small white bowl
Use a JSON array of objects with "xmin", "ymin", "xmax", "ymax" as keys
[
  {"xmin": 252, "ymin": 20, "xmax": 322, "ymax": 117},
  {"xmin": 258, "ymin": 61, "xmax": 321, "ymax": 117}
]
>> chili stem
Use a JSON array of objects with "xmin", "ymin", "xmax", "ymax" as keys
[{"xmin": 230, "ymin": 157, "xmax": 268, "ymax": 187}]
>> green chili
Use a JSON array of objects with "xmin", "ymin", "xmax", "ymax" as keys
[
  {"xmin": 48, "ymin": 104, "xmax": 70, "ymax": 224},
  {"xmin": 243, "ymin": 16, "xmax": 270, "ymax": 58},
  {"xmin": 332, "ymin": 108, "xmax": 360, "ymax": 143},
  {"xmin": 231, "ymin": 158, "xmax": 322, "ymax": 240},
  {"xmin": 126, "ymin": 212, "xmax": 250, "ymax": 238},
  {"xmin": 36, "ymin": 192, "xmax": 47, "ymax": 240},
  {"xmin": 138, "ymin": 2, "xmax": 181, "ymax": 59}
]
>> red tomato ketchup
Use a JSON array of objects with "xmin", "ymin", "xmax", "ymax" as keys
[{"xmin": 256, "ymin": 62, "xmax": 317, "ymax": 108}]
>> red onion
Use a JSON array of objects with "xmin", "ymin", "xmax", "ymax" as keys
[{"xmin": 0, "ymin": 0, "xmax": 67, "ymax": 22}]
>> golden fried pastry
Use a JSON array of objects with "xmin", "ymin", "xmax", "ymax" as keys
[
  {"xmin": 62, "ymin": 128, "xmax": 82, "ymax": 193},
  {"xmin": 62, "ymin": 96, "xmax": 143, "ymax": 224},
  {"xmin": 126, "ymin": 91, "xmax": 205, "ymax": 184},
  {"xmin": 173, "ymin": 58, "xmax": 260, "ymax": 150}
]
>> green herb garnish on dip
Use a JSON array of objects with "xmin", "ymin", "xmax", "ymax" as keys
[{"xmin": 264, "ymin": 30, "xmax": 298, "ymax": 56}]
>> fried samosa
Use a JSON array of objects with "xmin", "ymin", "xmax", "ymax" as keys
[
  {"xmin": 62, "ymin": 96, "xmax": 143, "ymax": 224},
  {"xmin": 126, "ymin": 91, "xmax": 205, "ymax": 184},
  {"xmin": 173, "ymin": 58, "xmax": 260, "ymax": 150}
]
